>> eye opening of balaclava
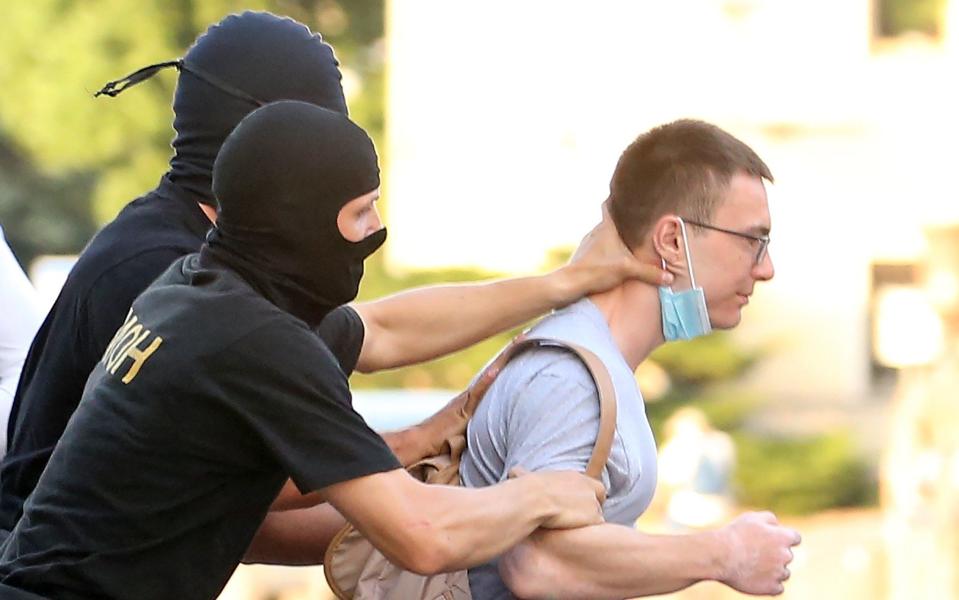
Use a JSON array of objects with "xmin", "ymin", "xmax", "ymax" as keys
[
  {"xmin": 202, "ymin": 100, "xmax": 385, "ymax": 327},
  {"xmin": 94, "ymin": 11, "xmax": 349, "ymax": 207}
]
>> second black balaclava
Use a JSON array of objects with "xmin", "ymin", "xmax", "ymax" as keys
[
  {"xmin": 170, "ymin": 11, "xmax": 349, "ymax": 206},
  {"xmin": 203, "ymin": 100, "xmax": 385, "ymax": 327}
]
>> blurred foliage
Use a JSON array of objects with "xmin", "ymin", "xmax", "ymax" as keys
[
  {"xmin": 0, "ymin": 0, "xmax": 385, "ymax": 265},
  {"xmin": 734, "ymin": 431, "xmax": 878, "ymax": 515},
  {"xmin": 650, "ymin": 332, "xmax": 758, "ymax": 385},
  {"xmin": 0, "ymin": 134, "xmax": 97, "ymax": 268},
  {"xmin": 646, "ymin": 386, "xmax": 763, "ymax": 441},
  {"xmin": 877, "ymin": 0, "xmax": 946, "ymax": 37}
]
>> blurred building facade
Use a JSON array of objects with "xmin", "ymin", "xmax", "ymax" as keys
[{"xmin": 385, "ymin": 0, "xmax": 959, "ymax": 417}]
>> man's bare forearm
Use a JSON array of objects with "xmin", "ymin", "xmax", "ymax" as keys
[
  {"xmin": 244, "ymin": 503, "xmax": 346, "ymax": 565},
  {"xmin": 352, "ymin": 273, "xmax": 569, "ymax": 373},
  {"xmin": 500, "ymin": 523, "xmax": 723, "ymax": 600},
  {"xmin": 251, "ymin": 468, "xmax": 572, "ymax": 568},
  {"xmin": 501, "ymin": 512, "xmax": 801, "ymax": 599},
  {"xmin": 324, "ymin": 468, "xmax": 605, "ymax": 576},
  {"xmin": 352, "ymin": 228, "xmax": 671, "ymax": 375}
]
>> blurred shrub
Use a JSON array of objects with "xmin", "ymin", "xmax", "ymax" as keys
[
  {"xmin": 0, "ymin": 0, "xmax": 387, "ymax": 260},
  {"xmin": 0, "ymin": 136, "xmax": 97, "ymax": 267},
  {"xmin": 646, "ymin": 386, "xmax": 762, "ymax": 440},
  {"xmin": 733, "ymin": 431, "xmax": 877, "ymax": 515},
  {"xmin": 650, "ymin": 332, "xmax": 757, "ymax": 384}
]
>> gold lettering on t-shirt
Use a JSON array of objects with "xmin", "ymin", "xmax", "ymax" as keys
[
  {"xmin": 107, "ymin": 326, "xmax": 146, "ymax": 373},
  {"xmin": 100, "ymin": 308, "xmax": 163, "ymax": 384},
  {"xmin": 102, "ymin": 309, "xmax": 137, "ymax": 364},
  {"xmin": 118, "ymin": 336, "xmax": 163, "ymax": 384}
]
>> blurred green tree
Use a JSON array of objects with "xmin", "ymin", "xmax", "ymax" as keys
[
  {"xmin": 0, "ymin": 0, "xmax": 385, "ymax": 263},
  {"xmin": 0, "ymin": 134, "xmax": 97, "ymax": 268}
]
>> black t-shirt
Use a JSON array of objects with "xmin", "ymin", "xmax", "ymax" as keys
[
  {"xmin": 0, "ymin": 254, "xmax": 399, "ymax": 600},
  {"xmin": 0, "ymin": 176, "xmax": 211, "ymax": 531},
  {"xmin": 0, "ymin": 176, "xmax": 365, "ymax": 533}
]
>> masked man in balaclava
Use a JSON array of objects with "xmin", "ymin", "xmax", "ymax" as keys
[
  {"xmin": 1, "ymin": 10, "xmax": 670, "ymax": 550},
  {"xmin": 0, "ymin": 100, "xmax": 609, "ymax": 600}
]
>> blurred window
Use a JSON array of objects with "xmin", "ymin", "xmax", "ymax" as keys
[
  {"xmin": 868, "ymin": 262, "xmax": 919, "ymax": 388},
  {"xmin": 874, "ymin": 0, "xmax": 946, "ymax": 39}
]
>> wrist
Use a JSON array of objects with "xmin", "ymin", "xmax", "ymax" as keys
[
  {"xmin": 547, "ymin": 265, "xmax": 581, "ymax": 308},
  {"xmin": 512, "ymin": 471, "xmax": 557, "ymax": 527},
  {"xmin": 383, "ymin": 425, "xmax": 428, "ymax": 467},
  {"xmin": 699, "ymin": 529, "xmax": 733, "ymax": 583},
  {"xmin": 407, "ymin": 421, "xmax": 432, "ymax": 455}
]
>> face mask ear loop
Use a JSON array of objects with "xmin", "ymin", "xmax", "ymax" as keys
[
  {"xmin": 659, "ymin": 255, "xmax": 673, "ymax": 293},
  {"xmin": 677, "ymin": 217, "xmax": 698, "ymax": 289}
]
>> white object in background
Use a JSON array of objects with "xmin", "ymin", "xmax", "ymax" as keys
[
  {"xmin": 351, "ymin": 389, "xmax": 457, "ymax": 431},
  {"xmin": 28, "ymin": 255, "xmax": 78, "ymax": 314},
  {"xmin": 0, "ymin": 226, "xmax": 45, "ymax": 456},
  {"xmin": 872, "ymin": 285, "xmax": 945, "ymax": 368}
]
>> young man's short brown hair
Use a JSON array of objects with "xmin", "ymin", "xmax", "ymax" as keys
[{"xmin": 607, "ymin": 119, "xmax": 773, "ymax": 249}]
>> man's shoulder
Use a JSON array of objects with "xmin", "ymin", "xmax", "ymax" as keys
[
  {"xmin": 508, "ymin": 346, "xmax": 595, "ymax": 389},
  {"xmin": 134, "ymin": 260, "xmax": 318, "ymax": 354},
  {"xmin": 65, "ymin": 196, "xmax": 204, "ymax": 299},
  {"xmin": 484, "ymin": 346, "xmax": 598, "ymax": 417}
]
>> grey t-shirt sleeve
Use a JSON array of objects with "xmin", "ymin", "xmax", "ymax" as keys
[
  {"xmin": 463, "ymin": 349, "xmax": 610, "ymax": 491},
  {"xmin": 461, "ymin": 350, "xmax": 610, "ymax": 600}
]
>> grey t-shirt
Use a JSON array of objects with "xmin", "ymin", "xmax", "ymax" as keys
[{"xmin": 459, "ymin": 298, "xmax": 658, "ymax": 599}]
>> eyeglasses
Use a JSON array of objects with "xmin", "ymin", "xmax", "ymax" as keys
[{"xmin": 683, "ymin": 219, "xmax": 770, "ymax": 265}]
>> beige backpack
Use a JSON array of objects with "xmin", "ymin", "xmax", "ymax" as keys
[{"xmin": 324, "ymin": 337, "xmax": 618, "ymax": 600}]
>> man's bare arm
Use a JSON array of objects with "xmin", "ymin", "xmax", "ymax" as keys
[
  {"xmin": 244, "ymin": 503, "xmax": 345, "ymax": 565},
  {"xmin": 317, "ymin": 467, "xmax": 605, "ymax": 576},
  {"xmin": 352, "ymin": 214, "xmax": 670, "ymax": 373},
  {"xmin": 499, "ymin": 512, "xmax": 800, "ymax": 599}
]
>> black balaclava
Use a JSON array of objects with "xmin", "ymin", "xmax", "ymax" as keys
[
  {"xmin": 96, "ymin": 11, "xmax": 348, "ymax": 206},
  {"xmin": 202, "ymin": 100, "xmax": 386, "ymax": 327},
  {"xmin": 173, "ymin": 12, "xmax": 348, "ymax": 206}
]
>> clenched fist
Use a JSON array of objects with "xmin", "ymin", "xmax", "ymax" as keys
[{"xmin": 717, "ymin": 511, "xmax": 801, "ymax": 596}]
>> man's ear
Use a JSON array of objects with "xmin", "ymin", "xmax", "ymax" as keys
[{"xmin": 651, "ymin": 215, "xmax": 685, "ymax": 273}]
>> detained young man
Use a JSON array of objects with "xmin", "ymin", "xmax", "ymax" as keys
[{"xmin": 460, "ymin": 120, "xmax": 803, "ymax": 599}]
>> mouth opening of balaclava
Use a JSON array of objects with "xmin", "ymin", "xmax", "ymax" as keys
[
  {"xmin": 96, "ymin": 11, "xmax": 349, "ymax": 207},
  {"xmin": 202, "ymin": 100, "xmax": 385, "ymax": 327}
]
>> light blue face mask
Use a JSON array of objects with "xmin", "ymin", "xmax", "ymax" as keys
[{"xmin": 659, "ymin": 218, "xmax": 712, "ymax": 341}]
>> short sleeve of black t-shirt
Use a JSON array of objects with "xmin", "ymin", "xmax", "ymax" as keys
[
  {"xmin": 216, "ymin": 317, "xmax": 398, "ymax": 493},
  {"xmin": 314, "ymin": 305, "xmax": 365, "ymax": 377}
]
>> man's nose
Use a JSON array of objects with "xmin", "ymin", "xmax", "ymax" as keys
[
  {"xmin": 369, "ymin": 206, "xmax": 383, "ymax": 234},
  {"xmin": 753, "ymin": 250, "xmax": 774, "ymax": 281}
]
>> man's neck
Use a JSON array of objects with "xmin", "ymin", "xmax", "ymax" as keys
[
  {"xmin": 588, "ymin": 280, "xmax": 665, "ymax": 372},
  {"xmin": 198, "ymin": 202, "xmax": 217, "ymax": 223}
]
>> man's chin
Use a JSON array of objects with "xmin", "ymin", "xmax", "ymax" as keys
[{"xmin": 710, "ymin": 310, "xmax": 742, "ymax": 330}]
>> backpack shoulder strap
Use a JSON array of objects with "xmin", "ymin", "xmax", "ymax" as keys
[{"xmin": 465, "ymin": 336, "xmax": 617, "ymax": 480}]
